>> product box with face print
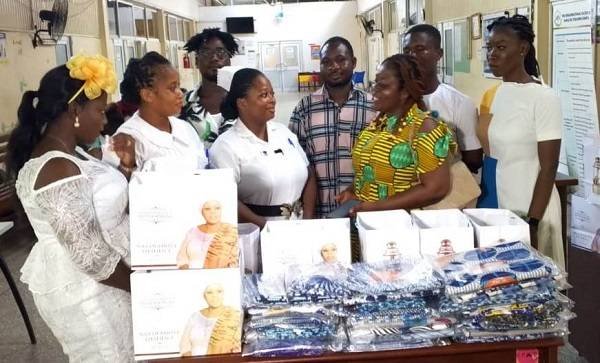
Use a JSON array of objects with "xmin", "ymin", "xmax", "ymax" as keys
[
  {"xmin": 131, "ymin": 268, "xmax": 242, "ymax": 360},
  {"xmin": 260, "ymin": 218, "xmax": 351, "ymax": 275},
  {"xmin": 463, "ymin": 208, "xmax": 530, "ymax": 247},
  {"xmin": 129, "ymin": 169, "xmax": 238, "ymax": 270},
  {"xmin": 411, "ymin": 209, "xmax": 474, "ymax": 257},
  {"xmin": 356, "ymin": 210, "xmax": 421, "ymax": 262}
]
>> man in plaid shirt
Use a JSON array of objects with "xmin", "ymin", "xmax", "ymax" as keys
[{"xmin": 289, "ymin": 37, "xmax": 376, "ymax": 217}]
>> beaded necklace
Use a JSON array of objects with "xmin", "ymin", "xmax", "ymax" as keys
[{"xmin": 375, "ymin": 105, "xmax": 422, "ymax": 134}]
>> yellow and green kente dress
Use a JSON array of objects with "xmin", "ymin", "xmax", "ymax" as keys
[{"xmin": 352, "ymin": 104, "xmax": 456, "ymax": 202}]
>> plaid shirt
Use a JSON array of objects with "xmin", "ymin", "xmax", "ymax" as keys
[{"xmin": 289, "ymin": 86, "xmax": 376, "ymax": 217}]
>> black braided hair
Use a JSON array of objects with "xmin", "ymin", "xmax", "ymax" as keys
[
  {"xmin": 487, "ymin": 14, "xmax": 539, "ymax": 77},
  {"xmin": 7, "ymin": 65, "xmax": 88, "ymax": 176},
  {"xmin": 120, "ymin": 51, "xmax": 171, "ymax": 105},
  {"xmin": 381, "ymin": 53, "xmax": 426, "ymax": 108},
  {"xmin": 183, "ymin": 28, "xmax": 239, "ymax": 55}
]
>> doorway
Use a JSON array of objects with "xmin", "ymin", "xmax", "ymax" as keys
[{"xmin": 258, "ymin": 41, "xmax": 302, "ymax": 92}]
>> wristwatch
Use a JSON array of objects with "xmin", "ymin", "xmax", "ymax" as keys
[{"xmin": 527, "ymin": 217, "xmax": 540, "ymax": 228}]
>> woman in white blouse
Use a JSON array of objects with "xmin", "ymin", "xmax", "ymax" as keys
[
  {"xmin": 477, "ymin": 15, "xmax": 564, "ymax": 267},
  {"xmin": 7, "ymin": 56, "xmax": 134, "ymax": 361},
  {"xmin": 209, "ymin": 68, "xmax": 317, "ymax": 228},
  {"xmin": 116, "ymin": 51, "xmax": 207, "ymax": 172}
]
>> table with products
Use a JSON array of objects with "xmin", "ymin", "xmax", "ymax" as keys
[
  {"xmin": 158, "ymin": 337, "xmax": 563, "ymax": 363},
  {"xmin": 129, "ymin": 174, "xmax": 572, "ymax": 363}
]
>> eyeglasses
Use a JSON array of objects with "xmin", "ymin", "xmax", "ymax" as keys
[{"xmin": 197, "ymin": 48, "xmax": 231, "ymax": 59}]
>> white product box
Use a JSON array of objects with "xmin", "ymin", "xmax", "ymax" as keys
[
  {"xmin": 238, "ymin": 223, "xmax": 261, "ymax": 274},
  {"xmin": 131, "ymin": 268, "xmax": 242, "ymax": 360},
  {"xmin": 463, "ymin": 208, "xmax": 530, "ymax": 247},
  {"xmin": 260, "ymin": 218, "xmax": 351, "ymax": 274},
  {"xmin": 356, "ymin": 210, "xmax": 420, "ymax": 262},
  {"xmin": 129, "ymin": 169, "xmax": 238, "ymax": 270},
  {"xmin": 411, "ymin": 209, "xmax": 474, "ymax": 257}
]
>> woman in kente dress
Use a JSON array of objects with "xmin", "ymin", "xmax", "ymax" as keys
[{"xmin": 337, "ymin": 54, "xmax": 456, "ymax": 214}]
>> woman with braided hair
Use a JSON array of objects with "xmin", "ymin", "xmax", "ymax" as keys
[
  {"xmin": 179, "ymin": 283, "xmax": 241, "ymax": 356},
  {"xmin": 477, "ymin": 15, "xmax": 564, "ymax": 268},
  {"xmin": 336, "ymin": 53, "xmax": 456, "ymax": 214},
  {"xmin": 116, "ymin": 51, "xmax": 207, "ymax": 172}
]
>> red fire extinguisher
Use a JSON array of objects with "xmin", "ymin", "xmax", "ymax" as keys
[{"xmin": 183, "ymin": 53, "xmax": 191, "ymax": 69}]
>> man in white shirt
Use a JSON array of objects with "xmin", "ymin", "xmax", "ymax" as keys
[{"xmin": 403, "ymin": 24, "xmax": 483, "ymax": 173}]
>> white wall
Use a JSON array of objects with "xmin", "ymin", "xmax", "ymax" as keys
[
  {"xmin": 356, "ymin": 0, "xmax": 382, "ymax": 14},
  {"xmin": 196, "ymin": 2, "xmax": 365, "ymax": 73}
]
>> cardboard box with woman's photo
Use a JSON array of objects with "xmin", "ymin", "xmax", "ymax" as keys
[
  {"xmin": 129, "ymin": 169, "xmax": 239, "ymax": 270},
  {"xmin": 260, "ymin": 218, "xmax": 351, "ymax": 274},
  {"xmin": 131, "ymin": 268, "xmax": 242, "ymax": 360}
]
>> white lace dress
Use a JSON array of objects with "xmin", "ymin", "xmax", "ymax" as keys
[{"xmin": 16, "ymin": 148, "xmax": 133, "ymax": 362}]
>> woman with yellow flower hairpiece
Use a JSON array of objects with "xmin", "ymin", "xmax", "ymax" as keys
[{"xmin": 6, "ymin": 55, "xmax": 135, "ymax": 361}]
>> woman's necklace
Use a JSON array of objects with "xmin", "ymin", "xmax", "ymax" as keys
[
  {"xmin": 384, "ymin": 110, "xmax": 415, "ymax": 132},
  {"xmin": 45, "ymin": 135, "xmax": 75, "ymax": 155}
]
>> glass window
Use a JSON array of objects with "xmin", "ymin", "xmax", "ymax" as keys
[
  {"xmin": 146, "ymin": 9, "xmax": 158, "ymax": 38},
  {"xmin": 107, "ymin": 1, "xmax": 117, "ymax": 35},
  {"xmin": 444, "ymin": 28, "xmax": 453, "ymax": 76},
  {"xmin": 55, "ymin": 39, "xmax": 71, "ymax": 65},
  {"xmin": 389, "ymin": 1, "xmax": 397, "ymax": 32},
  {"xmin": 118, "ymin": 2, "xmax": 134, "ymax": 36},
  {"xmin": 167, "ymin": 16, "xmax": 178, "ymax": 41},
  {"xmin": 183, "ymin": 20, "xmax": 194, "ymax": 41},
  {"xmin": 134, "ymin": 40, "xmax": 146, "ymax": 57},
  {"xmin": 177, "ymin": 19, "xmax": 185, "ymax": 42},
  {"xmin": 133, "ymin": 6, "xmax": 146, "ymax": 38},
  {"xmin": 408, "ymin": 0, "xmax": 424, "ymax": 25}
]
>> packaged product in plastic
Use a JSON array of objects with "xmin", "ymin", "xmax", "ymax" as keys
[
  {"xmin": 346, "ymin": 316, "xmax": 456, "ymax": 349},
  {"xmin": 243, "ymin": 272, "xmax": 287, "ymax": 308},
  {"xmin": 438, "ymin": 241, "xmax": 565, "ymax": 296},
  {"xmin": 242, "ymin": 336, "xmax": 344, "ymax": 357},
  {"xmin": 284, "ymin": 263, "xmax": 350, "ymax": 304},
  {"xmin": 342, "ymin": 257, "xmax": 445, "ymax": 303}
]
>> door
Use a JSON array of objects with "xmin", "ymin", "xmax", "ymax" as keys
[
  {"xmin": 259, "ymin": 42, "xmax": 283, "ymax": 91},
  {"xmin": 441, "ymin": 21, "xmax": 454, "ymax": 85},
  {"xmin": 280, "ymin": 41, "xmax": 301, "ymax": 92},
  {"xmin": 259, "ymin": 41, "xmax": 302, "ymax": 92}
]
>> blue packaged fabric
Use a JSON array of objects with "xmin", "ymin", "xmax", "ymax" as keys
[
  {"xmin": 243, "ymin": 273, "xmax": 287, "ymax": 308},
  {"xmin": 439, "ymin": 279, "xmax": 560, "ymax": 316},
  {"xmin": 347, "ymin": 316, "xmax": 456, "ymax": 346},
  {"xmin": 439, "ymin": 241, "xmax": 561, "ymax": 296},
  {"xmin": 242, "ymin": 338, "xmax": 337, "ymax": 357},
  {"xmin": 343, "ymin": 257, "xmax": 445, "ymax": 303}
]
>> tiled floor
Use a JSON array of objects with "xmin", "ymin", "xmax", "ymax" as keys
[{"xmin": 0, "ymin": 90, "xmax": 589, "ymax": 363}]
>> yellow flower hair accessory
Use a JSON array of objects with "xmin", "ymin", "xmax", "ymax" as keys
[{"xmin": 66, "ymin": 54, "xmax": 117, "ymax": 104}]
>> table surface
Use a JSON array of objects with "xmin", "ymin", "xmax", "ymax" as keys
[{"xmin": 153, "ymin": 338, "xmax": 563, "ymax": 363}]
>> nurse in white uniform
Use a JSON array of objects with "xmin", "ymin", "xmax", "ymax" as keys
[
  {"xmin": 209, "ymin": 68, "xmax": 317, "ymax": 228},
  {"xmin": 115, "ymin": 51, "xmax": 208, "ymax": 172}
]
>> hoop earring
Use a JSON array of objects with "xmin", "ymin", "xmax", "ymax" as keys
[{"xmin": 74, "ymin": 116, "xmax": 80, "ymax": 128}]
